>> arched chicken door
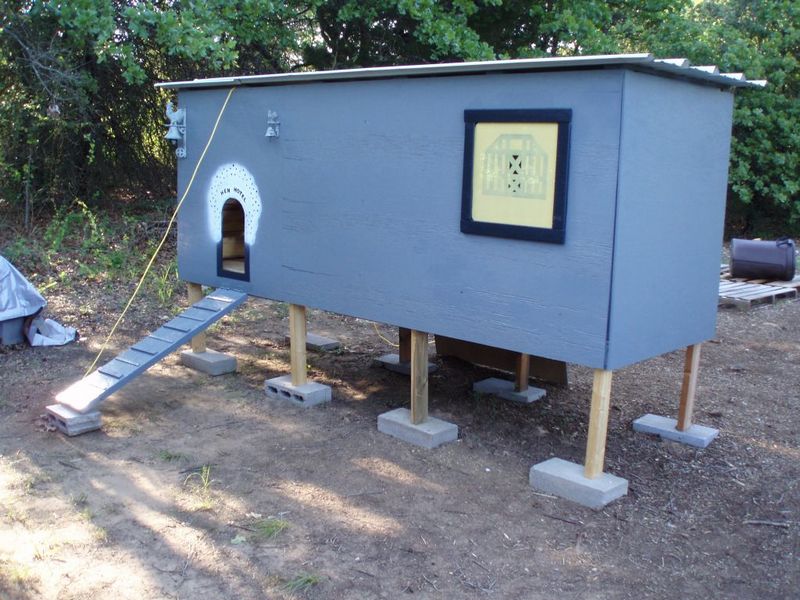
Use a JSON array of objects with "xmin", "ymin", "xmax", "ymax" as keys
[
  {"xmin": 207, "ymin": 164, "xmax": 262, "ymax": 282},
  {"xmin": 220, "ymin": 198, "xmax": 248, "ymax": 279}
]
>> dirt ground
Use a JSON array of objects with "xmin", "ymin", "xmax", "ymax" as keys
[{"xmin": 1, "ymin": 276, "xmax": 798, "ymax": 599}]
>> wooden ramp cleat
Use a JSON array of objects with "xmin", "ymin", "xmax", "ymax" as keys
[{"xmin": 46, "ymin": 404, "xmax": 102, "ymax": 437}]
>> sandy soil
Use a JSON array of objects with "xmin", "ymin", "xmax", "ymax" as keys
[{"xmin": 0, "ymin": 278, "xmax": 798, "ymax": 599}]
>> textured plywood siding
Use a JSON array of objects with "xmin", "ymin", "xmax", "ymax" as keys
[
  {"xmin": 605, "ymin": 71, "xmax": 734, "ymax": 370},
  {"xmin": 177, "ymin": 71, "xmax": 625, "ymax": 368}
]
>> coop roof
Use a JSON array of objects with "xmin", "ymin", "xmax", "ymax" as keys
[{"xmin": 157, "ymin": 53, "xmax": 765, "ymax": 91}]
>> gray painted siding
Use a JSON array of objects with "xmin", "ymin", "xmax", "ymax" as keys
[
  {"xmin": 605, "ymin": 71, "xmax": 734, "ymax": 369},
  {"xmin": 177, "ymin": 71, "xmax": 625, "ymax": 368}
]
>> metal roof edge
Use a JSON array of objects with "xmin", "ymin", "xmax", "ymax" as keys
[
  {"xmin": 155, "ymin": 53, "xmax": 653, "ymax": 89},
  {"xmin": 156, "ymin": 53, "xmax": 763, "ymax": 91}
]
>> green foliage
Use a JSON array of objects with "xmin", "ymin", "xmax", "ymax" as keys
[
  {"xmin": 0, "ymin": 202, "xmax": 169, "ymax": 297},
  {"xmin": 152, "ymin": 258, "xmax": 180, "ymax": 306},
  {"xmin": 0, "ymin": 0, "xmax": 316, "ymax": 220},
  {"xmin": 253, "ymin": 517, "xmax": 289, "ymax": 540},
  {"xmin": 0, "ymin": 0, "xmax": 796, "ymax": 236},
  {"xmin": 282, "ymin": 573, "xmax": 320, "ymax": 593},
  {"xmin": 467, "ymin": 0, "xmax": 799, "ymax": 235},
  {"xmin": 713, "ymin": 1, "xmax": 799, "ymax": 234}
]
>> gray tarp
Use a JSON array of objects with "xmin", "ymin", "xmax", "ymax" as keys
[
  {"xmin": 0, "ymin": 255, "xmax": 76, "ymax": 346},
  {"xmin": 0, "ymin": 254, "xmax": 46, "ymax": 321}
]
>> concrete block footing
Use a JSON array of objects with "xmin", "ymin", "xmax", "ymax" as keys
[
  {"xmin": 473, "ymin": 377, "xmax": 546, "ymax": 404},
  {"xmin": 46, "ymin": 404, "xmax": 102, "ymax": 437},
  {"xmin": 180, "ymin": 349, "xmax": 237, "ymax": 376},
  {"xmin": 632, "ymin": 413, "xmax": 719, "ymax": 448},
  {"xmin": 265, "ymin": 375, "xmax": 332, "ymax": 407},
  {"xmin": 377, "ymin": 408, "xmax": 458, "ymax": 449},
  {"xmin": 284, "ymin": 332, "xmax": 341, "ymax": 352},
  {"xmin": 530, "ymin": 458, "xmax": 628, "ymax": 509},
  {"xmin": 373, "ymin": 353, "xmax": 438, "ymax": 376}
]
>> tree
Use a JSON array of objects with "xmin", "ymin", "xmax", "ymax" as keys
[
  {"xmin": 466, "ymin": 0, "xmax": 799, "ymax": 234},
  {"xmin": 1, "ymin": 1, "xmax": 796, "ymax": 236},
  {"xmin": 0, "ymin": 0, "xmax": 316, "ymax": 221}
]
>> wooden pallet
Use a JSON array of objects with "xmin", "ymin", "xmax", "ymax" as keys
[
  {"xmin": 720, "ymin": 264, "xmax": 800, "ymax": 290},
  {"xmin": 718, "ymin": 279, "xmax": 797, "ymax": 309}
]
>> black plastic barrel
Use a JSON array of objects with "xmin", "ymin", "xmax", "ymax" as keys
[{"xmin": 730, "ymin": 238, "xmax": 796, "ymax": 281}]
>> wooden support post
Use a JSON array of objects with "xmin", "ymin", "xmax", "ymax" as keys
[
  {"xmin": 410, "ymin": 330, "xmax": 429, "ymax": 425},
  {"xmin": 584, "ymin": 369, "xmax": 613, "ymax": 480},
  {"xmin": 289, "ymin": 304, "xmax": 307, "ymax": 386},
  {"xmin": 399, "ymin": 327, "xmax": 411, "ymax": 363},
  {"xmin": 186, "ymin": 282, "xmax": 207, "ymax": 353},
  {"xmin": 515, "ymin": 353, "xmax": 530, "ymax": 392},
  {"xmin": 677, "ymin": 344, "xmax": 702, "ymax": 432}
]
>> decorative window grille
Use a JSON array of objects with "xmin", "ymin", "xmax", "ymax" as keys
[{"xmin": 480, "ymin": 134, "xmax": 547, "ymax": 199}]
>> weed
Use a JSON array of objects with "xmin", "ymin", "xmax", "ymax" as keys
[
  {"xmin": 5, "ymin": 507, "xmax": 27, "ymax": 525},
  {"xmin": 1, "ymin": 237, "xmax": 41, "ymax": 270},
  {"xmin": 274, "ymin": 302, "xmax": 289, "ymax": 319},
  {"xmin": 2, "ymin": 561, "xmax": 36, "ymax": 585},
  {"xmin": 282, "ymin": 573, "xmax": 320, "ymax": 593},
  {"xmin": 253, "ymin": 518, "xmax": 289, "ymax": 540},
  {"xmin": 184, "ymin": 465, "xmax": 215, "ymax": 511},
  {"xmin": 72, "ymin": 492, "xmax": 88, "ymax": 507},
  {"xmin": 93, "ymin": 526, "xmax": 109, "ymax": 544},
  {"xmin": 78, "ymin": 508, "xmax": 93, "ymax": 521},
  {"xmin": 153, "ymin": 258, "xmax": 179, "ymax": 305},
  {"xmin": 21, "ymin": 473, "xmax": 52, "ymax": 495},
  {"xmin": 158, "ymin": 449, "xmax": 187, "ymax": 462}
]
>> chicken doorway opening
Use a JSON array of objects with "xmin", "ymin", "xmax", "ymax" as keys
[{"xmin": 218, "ymin": 198, "xmax": 249, "ymax": 280}]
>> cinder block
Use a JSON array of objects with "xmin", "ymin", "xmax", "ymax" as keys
[
  {"xmin": 180, "ymin": 349, "xmax": 237, "ymax": 376},
  {"xmin": 530, "ymin": 458, "xmax": 628, "ymax": 509},
  {"xmin": 265, "ymin": 375, "xmax": 332, "ymax": 407},
  {"xmin": 46, "ymin": 404, "xmax": 102, "ymax": 437},
  {"xmin": 632, "ymin": 413, "xmax": 719, "ymax": 448},
  {"xmin": 473, "ymin": 377, "xmax": 546, "ymax": 404},
  {"xmin": 373, "ymin": 353, "xmax": 438, "ymax": 375},
  {"xmin": 377, "ymin": 407, "xmax": 458, "ymax": 449},
  {"xmin": 284, "ymin": 332, "xmax": 341, "ymax": 352}
]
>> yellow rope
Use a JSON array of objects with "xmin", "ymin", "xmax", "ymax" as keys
[
  {"xmin": 372, "ymin": 322, "xmax": 400, "ymax": 348},
  {"xmin": 84, "ymin": 87, "xmax": 237, "ymax": 377}
]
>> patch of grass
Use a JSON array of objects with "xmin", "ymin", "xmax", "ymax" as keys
[
  {"xmin": 72, "ymin": 492, "xmax": 88, "ymax": 507},
  {"xmin": 5, "ymin": 507, "xmax": 27, "ymax": 525},
  {"xmin": 158, "ymin": 449, "xmax": 187, "ymax": 462},
  {"xmin": 93, "ymin": 526, "xmax": 109, "ymax": 544},
  {"xmin": 103, "ymin": 419, "xmax": 143, "ymax": 436},
  {"xmin": 22, "ymin": 473, "xmax": 51, "ymax": 494},
  {"xmin": 152, "ymin": 258, "xmax": 180, "ymax": 305},
  {"xmin": 184, "ymin": 465, "xmax": 215, "ymax": 511},
  {"xmin": 282, "ymin": 573, "xmax": 320, "ymax": 593},
  {"xmin": 1, "ymin": 202, "xmax": 173, "ymax": 292},
  {"xmin": 32, "ymin": 545, "xmax": 47, "ymax": 561},
  {"xmin": 253, "ymin": 518, "xmax": 289, "ymax": 540},
  {"xmin": 2, "ymin": 561, "xmax": 36, "ymax": 585},
  {"xmin": 78, "ymin": 508, "xmax": 93, "ymax": 521},
  {"xmin": 274, "ymin": 302, "xmax": 289, "ymax": 319}
]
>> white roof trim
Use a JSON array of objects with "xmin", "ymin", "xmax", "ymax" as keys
[{"xmin": 157, "ymin": 53, "xmax": 763, "ymax": 90}]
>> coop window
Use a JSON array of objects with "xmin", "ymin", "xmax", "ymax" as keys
[
  {"xmin": 217, "ymin": 198, "xmax": 250, "ymax": 281},
  {"xmin": 461, "ymin": 109, "xmax": 572, "ymax": 244}
]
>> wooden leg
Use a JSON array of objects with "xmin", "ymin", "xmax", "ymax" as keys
[
  {"xmin": 399, "ymin": 327, "xmax": 411, "ymax": 363},
  {"xmin": 410, "ymin": 330, "xmax": 429, "ymax": 425},
  {"xmin": 677, "ymin": 344, "xmax": 702, "ymax": 432},
  {"xmin": 289, "ymin": 304, "xmax": 307, "ymax": 386},
  {"xmin": 187, "ymin": 282, "xmax": 206, "ymax": 353},
  {"xmin": 584, "ymin": 369, "xmax": 613, "ymax": 479},
  {"xmin": 515, "ymin": 353, "xmax": 530, "ymax": 392}
]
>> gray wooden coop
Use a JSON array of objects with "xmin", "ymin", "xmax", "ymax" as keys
[{"xmin": 52, "ymin": 54, "xmax": 762, "ymax": 508}]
